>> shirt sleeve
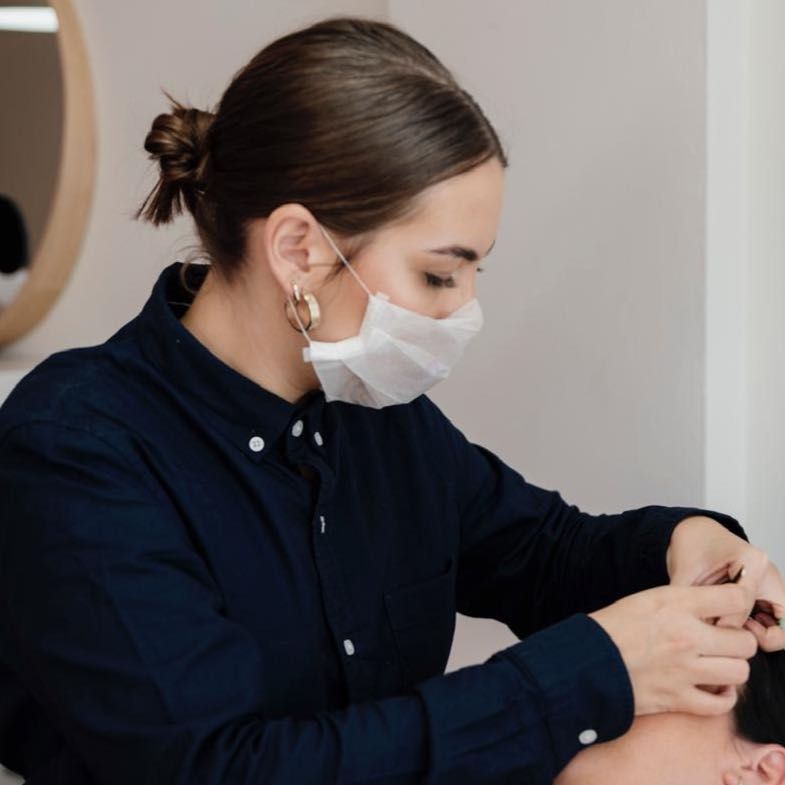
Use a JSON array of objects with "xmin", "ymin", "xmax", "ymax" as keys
[
  {"xmin": 0, "ymin": 420, "xmax": 634, "ymax": 785},
  {"xmin": 422, "ymin": 396, "xmax": 749, "ymax": 640}
]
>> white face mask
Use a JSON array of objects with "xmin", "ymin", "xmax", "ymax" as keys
[{"xmin": 288, "ymin": 224, "xmax": 484, "ymax": 408}]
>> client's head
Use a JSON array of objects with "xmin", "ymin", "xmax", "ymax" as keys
[{"xmin": 556, "ymin": 648, "xmax": 785, "ymax": 785}]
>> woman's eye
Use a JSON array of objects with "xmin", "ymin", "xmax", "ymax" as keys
[
  {"xmin": 424, "ymin": 267, "xmax": 485, "ymax": 288},
  {"xmin": 424, "ymin": 273, "xmax": 456, "ymax": 288}
]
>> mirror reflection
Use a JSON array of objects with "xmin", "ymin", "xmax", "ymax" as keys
[{"xmin": 0, "ymin": 1, "xmax": 62, "ymax": 308}]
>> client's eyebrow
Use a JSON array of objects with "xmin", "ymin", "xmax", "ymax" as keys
[{"xmin": 426, "ymin": 238, "xmax": 496, "ymax": 262}]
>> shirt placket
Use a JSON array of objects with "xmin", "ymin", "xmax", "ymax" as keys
[{"xmin": 286, "ymin": 412, "xmax": 371, "ymax": 704}]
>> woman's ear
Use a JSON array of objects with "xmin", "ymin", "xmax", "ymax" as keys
[
  {"xmin": 756, "ymin": 748, "xmax": 785, "ymax": 784},
  {"xmin": 250, "ymin": 204, "xmax": 332, "ymax": 296}
]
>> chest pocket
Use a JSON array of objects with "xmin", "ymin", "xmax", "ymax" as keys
[{"xmin": 383, "ymin": 556, "xmax": 457, "ymax": 688}]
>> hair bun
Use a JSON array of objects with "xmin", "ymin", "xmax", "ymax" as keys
[{"xmin": 135, "ymin": 89, "xmax": 216, "ymax": 226}]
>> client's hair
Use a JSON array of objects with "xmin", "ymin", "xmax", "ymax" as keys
[{"xmin": 734, "ymin": 648, "xmax": 785, "ymax": 744}]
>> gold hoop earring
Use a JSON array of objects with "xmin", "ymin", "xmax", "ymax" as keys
[{"xmin": 284, "ymin": 282, "xmax": 321, "ymax": 332}]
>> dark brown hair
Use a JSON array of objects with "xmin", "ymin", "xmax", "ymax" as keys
[
  {"xmin": 135, "ymin": 15, "xmax": 509, "ymax": 291},
  {"xmin": 733, "ymin": 647, "xmax": 785, "ymax": 747}
]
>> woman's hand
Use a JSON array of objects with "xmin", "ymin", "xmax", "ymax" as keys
[
  {"xmin": 588, "ymin": 583, "xmax": 758, "ymax": 717},
  {"xmin": 666, "ymin": 515, "xmax": 785, "ymax": 652}
]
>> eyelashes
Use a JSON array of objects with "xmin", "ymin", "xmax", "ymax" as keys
[
  {"xmin": 425, "ymin": 267, "xmax": 485, "ymax": 288},
  {"xmin": 424, "ymin": 273, "xmax": 455, "ymax": 288}
]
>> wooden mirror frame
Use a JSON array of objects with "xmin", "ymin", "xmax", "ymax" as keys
[{"xmin": 0, "ymin": 0, "xmax": 96, "ymax": 347}]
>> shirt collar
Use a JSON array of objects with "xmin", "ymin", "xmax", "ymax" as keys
[{"xmin": 135, "ymin": 261, "xmax": 327, "ymax": 464}]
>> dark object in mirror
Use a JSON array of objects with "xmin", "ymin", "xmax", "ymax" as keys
[{"xmin": 0, "ymin": 195, "xmax": 29, "ymax": 275}]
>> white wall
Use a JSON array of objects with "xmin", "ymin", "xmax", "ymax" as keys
[
  {"xmin": 705, "ymin": 0, "xmax": 785, "ymax": 561},
  {"xmin": 743, "ymin": 0, "xmax": 785, "ymax": 557},
  {"xmin": 705, "ymin": 0, "xmax": 750, "ymax": 547}
]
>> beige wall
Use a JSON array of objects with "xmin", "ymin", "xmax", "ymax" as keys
[
  {"xmin": 1, "ymin": 0, "xmax": 387, "ymax": 361},
  {"xmin": 388, "ymin": 0, "xmax": 719, "ymax": 668}
]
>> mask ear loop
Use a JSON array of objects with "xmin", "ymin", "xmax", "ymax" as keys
[
  {"xmin": 317, "ymin": 224, "xmax": 389, "ymax": 301},
  {"xmin": 291, "ymin": 226, "xmax": 371, "ymax": 363}
]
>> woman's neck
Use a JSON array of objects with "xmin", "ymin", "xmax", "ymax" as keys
[{"xmin": 179, "ymin": 264, "xmax": 318, "ymax": 406}]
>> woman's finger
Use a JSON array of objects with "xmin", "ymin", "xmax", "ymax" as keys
[
  {"xmin": 691, "ymin": 655, "xmax": 751, "ymax": 688},
  {"xmin": 744, "ymin": 618, "xmax": 768, "ymax": 647},
  {"xmin": 738, "ymin": 558, "xmax": 785, "ymax": 633},
  {"xmin": 744, "ymin": 615, "xmax": 785, "ymax": 653},
  {"xmin": 679, "ymin": 683, "xmax": 739, "ymax": 716},
  {"xmin": 715, "ymin": 561, "xmax": 766, "ymax": 628},
  {"xmin": 696, "ymin": 623, "xmax": 757, "ymax": 659},
  {"xmin": 689, "ymin": 583, "xmax": 754, "ymax": 620}
]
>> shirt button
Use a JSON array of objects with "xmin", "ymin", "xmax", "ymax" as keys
[
  {"xmin": 291, "ymin": 420, "xmax": 304, "ymax": 437},
  {"xmin": 578, "ymin": 729, "xmax": 598, "ymax": 745},
  {"xmin": 313, "ymin": 431, "xmax": 324, "ymax": 446},
  {"xmin": 343, "ymin": 638, "xmax": 355, "ymax": 656},
  {"xmin": 248, "ymin": 435, "xmax": 265, "ymax": 452}
]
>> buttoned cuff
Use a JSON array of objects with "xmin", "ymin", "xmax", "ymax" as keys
[{"xmin": 499, "ymin": 612, "xmax": 634, "ymax": 778}]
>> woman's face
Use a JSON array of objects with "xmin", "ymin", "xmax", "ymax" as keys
[
  {"xmin": 285, "ymin": 155, "xmax": 505, "ymax": 344},
  {"xmin": 555, "ymin": 709, "xmax": 785, "ymax": 785}
]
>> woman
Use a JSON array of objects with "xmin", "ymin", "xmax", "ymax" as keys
[
  {"xmin": 556, "ymin": 647, "xmax": 785, "ymax": 784},
  {"xmin": 0, "ymin": 14, "xmax": 783, "ymax": 785}
]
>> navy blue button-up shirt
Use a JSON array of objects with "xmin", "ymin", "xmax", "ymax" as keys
[{"xmin": 0, "ymin": 261, "xmax": 747, "ymax": 785}]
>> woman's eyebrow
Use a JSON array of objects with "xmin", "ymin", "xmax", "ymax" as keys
[{"xmin": 426, "ymin": 238, "xmax": 496, "ymax": 262}]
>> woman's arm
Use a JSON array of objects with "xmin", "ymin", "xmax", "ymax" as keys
[
  {"xmin": 420, "ymin": 396, "xmax": 748, "ymax": 640},
  {"xmin": 0, "ymin": 419, "xmax": 633, "ymax": 785}
]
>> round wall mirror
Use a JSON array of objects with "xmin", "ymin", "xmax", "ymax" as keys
[{"xmin": 0, "ymin": 0, "xmax": 96, "ymax": 347}]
